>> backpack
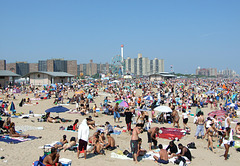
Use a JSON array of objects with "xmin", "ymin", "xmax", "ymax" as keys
[{"xmin": 187, "ymin": 142, "xmax": 196, "ymax": 149}]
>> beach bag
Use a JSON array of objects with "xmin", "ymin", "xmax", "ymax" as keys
[
  {"xmin": 67, "ymin": 125, "xmax": 73, "ymax": 130},
  {"xmin": 175, "ymin": 156, "xmax": 186, "ymax": 165},
  {"xmin": 187, "ymin": 142, "xmax": 196, "ymax": 149},
  {"xmin": 236, "ymin": 148, "xmax": 240, "ymax": 152},
  {"xmin": 123, "ymin": 150, "xmax": 130, "ymax": 155}
]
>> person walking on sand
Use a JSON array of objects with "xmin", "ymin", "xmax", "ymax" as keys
[
  {"xmin": 77, "ymin": 119, "xmax": 89, "ymax": 159},
  {"xmin": 131, "ymin": 124, "xmax": 143, "ymax": 164}
]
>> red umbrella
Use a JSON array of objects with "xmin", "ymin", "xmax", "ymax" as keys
[{"xmin": 208, "ymin": 110, "xmax": 225, "ymax": 118}]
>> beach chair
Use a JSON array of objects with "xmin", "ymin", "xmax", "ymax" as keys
[{"xmin": 33, "ymin": 155, "xmax": 46, "ymax": 166}]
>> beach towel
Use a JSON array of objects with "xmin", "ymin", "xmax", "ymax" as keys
[
  {"xmin": 64, "ymin": 128, "xmax": 77, "ymax": 133},
  {"xmin": 0, "ymin": 135, "xmax": 38, "ymax": 144},
  {"xmin": 157, "ymin": 127, "xmax": 186, "ymax": 140},
  {"xmin": 15, "ymin": 125, "xmax": 43, "ymax": 132}
]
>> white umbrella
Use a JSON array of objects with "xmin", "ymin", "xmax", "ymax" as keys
[
  {"xmin": 154, "ymin": 106, "xmax": 172, "ymax": 113},
  {"xmin": 112, "ymin": 80, "xmax": 120, "ymax": 83}
]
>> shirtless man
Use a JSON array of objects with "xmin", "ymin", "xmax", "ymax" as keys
[
  {"xmin": 131, "ymin": 124, "xmax": 143, "ymax": 163},
  {"xmin": 171, "ymin": 106, "xmax": 180, "ymax": 128},
  {"xmin": 113, "ymin": 103, "xmax": 120, "ymax": 123},
  {"xmin": 104, "ymin": 133, "xmax": 116, "ymax": 150},
  {"xmin": 99, "ymin": 132, "xmax": 106, "ymax": 144},
  {"xmin": 92, "ymin": 140, "xmax": 104, "ymax": 155},
  {"xmin": 147, "ymin": 127, "xmax": 159, "ymax": 150},
  {"xmin": 43, "ymin": 147, "xmax": 62, "ymax": 166},
  {"xmin": 195, "ymin": 112, "xmax": 205, "ymax": 139},
  {"xmin": 153, "ymin": 144, "xmax": 169, "ymax": 164}
]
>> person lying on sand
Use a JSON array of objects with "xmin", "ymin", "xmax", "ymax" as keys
[
  {"xmin": 9, "ymin": 122, "xmax": 29, "ymax": 138},
  {"xmin": 54, "ymin": 135, "xmax": 68, "ymax": 149},
  {"xmin": 62, "ymin": 137, "xmax": 77, "ymax": 152}
]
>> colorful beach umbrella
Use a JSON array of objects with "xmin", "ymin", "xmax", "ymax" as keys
[
  {"xmin": 115, "ymin": 100, "xmax": 129, "ymax": 108},
  {"xmin": 208, "ymin": 110, "xmax": 226, "ymax": 118},
  {"xmin": 75, "ymin": 90, "xmax": 84, "ymax": 95}
]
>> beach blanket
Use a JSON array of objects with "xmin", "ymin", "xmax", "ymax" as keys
[
  {"xmin": 15, "ymin": 125, "xmax": 43, "ymax": 132},
  {"xmin": 97, "ymin": 128, "xmax": 122, "ymax": 135},
  {"xmin": 0, "ymin": 135, "xmax": 38, "ymax": 144},
  {"xmin": 157, "ymin": 127, "xmax": 186, "ymax": 140},
  {"xmin": 63, "ymin": 128, "xmax": 77, "ymax": 133}
]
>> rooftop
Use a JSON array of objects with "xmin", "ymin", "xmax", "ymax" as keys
[{"xmin": 0, "ymin": 70, "xmax": 20, "ymax": 77}]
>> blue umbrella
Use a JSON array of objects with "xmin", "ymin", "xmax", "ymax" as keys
[
  {"xmin": 143, "ymin": 95, "xmax": 154, "ymax": 100},
  {"xmin": 45, "ymin": 106, "xmax": 69, "ymax": 113},
  {"xmin": 205, "ymin": 90, "xmax": 215, "ymax": 95}
]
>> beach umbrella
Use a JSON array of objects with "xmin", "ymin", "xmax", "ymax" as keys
[
  {"xmin": 143, "ymin": 95, "xmax": 154, "ymax": 100},
  {"xmin": 115, "ymin": 100, "xmax": 129, "ymax": 108},
  {"xmin": 205, "ymin": 90, "xmax": 215, "ymax": 95},
  {"xmin": 112, "ymin": 80, "xmax": 120, "ymax": 83},
  {"xmin": 229, "ymin": 103, "xmax": 238, "ymax": 110},
  {"xmin": 89, "ymin": 82, "xmax": 94, "ymax": 86},
  {"xmin": 45, "ymin": 106, "xmax": 69, "ymax": 113},
  {"xmin": 135, "ymin": 107, "xmax": 151, "ymax": 112},
  {"xmin": 154, "ymin": 106, "xmax": 172, "ymax": 113},
  {"xmin": 7, "ymin": 102, "xmax": 15, "ymax": 111},
  {"xmin": 75, "ymin": 90, "xmax": 84, "ymax": 95},
  {"xmin": 208, "ymin": 110, "xmax": 226, "ymax": 118}
]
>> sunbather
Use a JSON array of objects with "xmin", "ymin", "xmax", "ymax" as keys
[
  {"xmin": 54, "ymin": 135, "xmax": 68, "ymax": 149},
  {"xmin": 63, "ymin": 137, "xmax": 77, "ymax": 152},
  {"xmin": 9, "ymin": 122, "xmax": 29, "ymax": 138}
]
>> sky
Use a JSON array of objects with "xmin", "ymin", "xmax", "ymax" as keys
[{"xmin": 0, "ymin": 0, "xmax": 239, "ymax": 74}]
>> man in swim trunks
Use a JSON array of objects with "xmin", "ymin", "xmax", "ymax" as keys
[
  {"xmin": 131, "ymin": 123, "xmax": 143, "ymax": 163},
  {"xmin": 153, "ymin": 144, "xmax": 169, "ymax": 164},
  {"xmin": 43, "ymin": 147, "xmax": 62, "ymax": 166},
  {"xmin": 147, "ymin": 127, "xmax": 159, "ymax": 150}
]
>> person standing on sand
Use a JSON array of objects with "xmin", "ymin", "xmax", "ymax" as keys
[
  {"xmin": 113, "ymin": 102, "xmax": 120, "ymax": 123},
  {"xmin": 77, "ymin": 119, "xmax": 89, "ymax": 159},
  {"xmin": 195, "ymin": 112, "xmax": 204, "ymax": 139},
  {"xmin": 130, "ymin": 124, "xmax": 143, "ymax": 164},
  {"xmin": 147, "ymin": 127, "xmax": 159, "ymax": 150},
  {"xmin": 171, "ymin": 105, "xmax": 180, "ymax": 128},
  {"xmin": 124, "ymin": 108, "xmax": 133, "ymax": 134}
]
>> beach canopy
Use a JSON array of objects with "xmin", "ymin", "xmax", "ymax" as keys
[
  {"xmin": 45, "ymin": 106, "xmax": 69, "ymax": 113},
  {"xmin": 154, "ymin": 106, "xmax": 172, "ymax": 113},
  {"xmin": 115, "ymin": 100, "xmax": 129, "ymax": 108}
]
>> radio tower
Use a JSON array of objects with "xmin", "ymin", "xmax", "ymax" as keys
[{"xmin": 121, "ymin": 45, "xmax": 124, "ymax": 75}]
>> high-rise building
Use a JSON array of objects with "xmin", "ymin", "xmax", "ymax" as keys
[
  {"xmin": 29, "ymin": 63, "xmax": 38, "ymax": 72},
  {"xmin": 67, "ymin": 60, "xmax": 77, "ymax": 76},
  {"xmin": 16, "ymin": 62, "xmax": 29, "ymax": 76},
  {"xmin": 6, "ymin": 63, "xmax": 17, "ymax": 73},
  {"xmin": 0, "ymin": 60, "xmax": 6, "ymax": 70},
  {"xmin": 124, "ymin": 54, "xmax": 164, "ymax": 76},
  {"xmin": 38, "ymin": 60, "xmax": 47, "ymax": 71}
]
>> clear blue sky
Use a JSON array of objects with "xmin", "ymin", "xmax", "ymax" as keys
[{"xmin": 0, "ymin": 0, "xmax": 239, "ymax": 74}]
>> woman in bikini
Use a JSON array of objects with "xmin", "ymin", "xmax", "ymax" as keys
[
  {"xmin": 203, "ymin": 123, "xmax": 217, "ymax": 152},
  {"xmin": 9, "ymin": 122, "xmax": 29, "ymax": 138}
]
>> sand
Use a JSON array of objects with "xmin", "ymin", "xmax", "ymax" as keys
[{"xmin": 0, "ymin": 90, "xmax": 240, "ymax": 166}]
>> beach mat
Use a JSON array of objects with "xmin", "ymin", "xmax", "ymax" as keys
[
  {"xmin": 0, "ymin": 135, "xmax": 38, "ymax": 144},
  {"xmin": 157, "ymin": 127, "xmax": 186, "ymax": 140}
]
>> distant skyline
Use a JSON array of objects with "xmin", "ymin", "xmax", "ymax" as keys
[{"xmin": 0, "ymin": 0, "xmax": 239, "ymax": 74}]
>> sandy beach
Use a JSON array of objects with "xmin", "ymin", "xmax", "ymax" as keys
[{"xmin": 0, "ymin": 89, "xmax": 240, "ymax": 166}]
